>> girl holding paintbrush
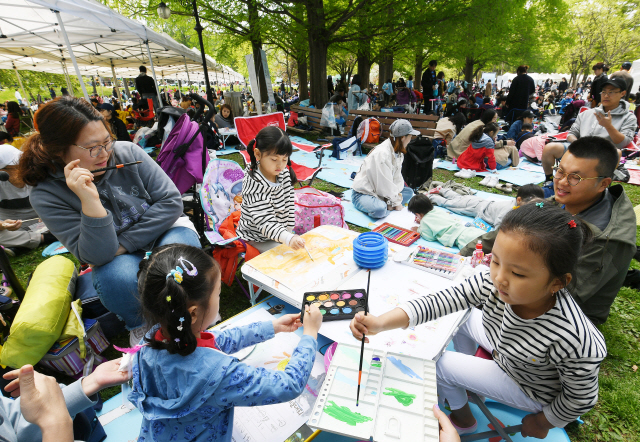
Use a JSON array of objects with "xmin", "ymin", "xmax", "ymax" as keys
[
  {"xmin": 19, "ymin": 96, "xmax": 201, "ymax": 346},
  {"xmin": 350, "ymin": 203, "xmax": 605, "ymax": 438}
]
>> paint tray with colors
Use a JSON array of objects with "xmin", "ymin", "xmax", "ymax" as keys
[
  {"xmin": 300, "ymin": 289, "xmax": 368, "ymax": 322},
  {"xmin": 395, "ymin": 245, "xmax": 465, "ymax": 280},
  {"xmin": 309, "ymin": 343, "xmax": 440, "ymax": 442},
  {"xmin": 373, "ymin": 222, "xmax": 420, "ymax": 246}
]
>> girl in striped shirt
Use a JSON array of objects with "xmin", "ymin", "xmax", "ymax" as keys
[
  {"xmin": 237, "ymin": 126, "xmax": 305, "ymax": 253},
  {"xmin": 350, "ymin": 202, "xmax": 606, "ymax": 438}
]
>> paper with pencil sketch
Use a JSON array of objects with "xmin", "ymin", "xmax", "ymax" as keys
[{"xmin": 244, "ymin": 225, "xmax": 359, "ymax": 292}]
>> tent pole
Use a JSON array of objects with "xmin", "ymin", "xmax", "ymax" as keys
[
  {"xmin": 12, "ymin": 63, "xmax": 34, "ymax": 119},
  {"xmin": 183, "ymin": 56, "xmax": 191, "ymax": 84},
  {"xmin": 60, "ymin": 61, "xmax": 74, "ymax": 97},
  {"xmin": 55, "ymin": 10, "xmax": 90, "ymax": 101},
  {"xmin": 110, "ymin": 60, "xmax": 121, "ymax": 101},
  {"xmin": 144, "ymin": 40, "xmax": 164, "ymax": 110}
]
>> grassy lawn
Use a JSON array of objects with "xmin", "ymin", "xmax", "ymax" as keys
[{"xmin": 4, "ymin": 142, "xmax": 639, "ymax": 441}]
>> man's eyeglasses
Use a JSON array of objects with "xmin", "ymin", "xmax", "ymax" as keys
[
  {"xmin": 600, "ymin": 90, "xmax": 621, "ymax": 97},
  {"xmin": 553, "ymin": 166, "xmax": 607, "ymax": 186},
  {"xmin": 73, "ymin": 137, "xmax": 115, "ymax": 158}
]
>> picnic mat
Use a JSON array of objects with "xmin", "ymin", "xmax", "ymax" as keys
[
  {"xmin": 341, "ymin": 190, "xmax": 513, "ymax": 253},
  {"xmin": 628, "ymin": 168, "xmax": 640, "ymax": 186},
  {"xmin": 290, "ymin": 150, "xmax": 361, "ymax": 188},
  {"xmin": 634, "ymin": 204, "xmax": 640, "ymax": 225},
  {"xmin": 434, "ymin": 158, "xmax": 546, "ymax": 186}
]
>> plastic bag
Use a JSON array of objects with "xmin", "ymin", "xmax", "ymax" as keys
[{"xmin": 320, "ymin": 103, "xmax": 337, "ymax": 129}]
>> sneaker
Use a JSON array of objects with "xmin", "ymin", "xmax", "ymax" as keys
[
  {"xmin": 129, "ymin": 325, "xmax": 150, "ymax": 347},
  {"xmin": 485, "ymin": 176, "xmax": 499, "ymax": 188},
  {"xmin": 454, "ymin": 169, "xmax": 476, "ymax": 179},
  {"xmin": 479, "ymin": 176, "xmax": 491, "ymax": 186},
  {"xmin": 454, "ymin": 169, "xmax": 467, "ymax": 178}
]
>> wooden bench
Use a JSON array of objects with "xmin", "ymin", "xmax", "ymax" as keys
[
  {"xmin": 344, "ymin": 110, "xmax": 439, "ymax": 149},
  {"xmin": 288, "ymin": 104, "xmax": 324, "ymax": 134}
]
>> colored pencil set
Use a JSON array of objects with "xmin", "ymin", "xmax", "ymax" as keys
[
  {"xmin": 372, "ymin": 222, "xmax": 420, "ymax": 246},
  {"xmin": 398, "ymin": 246, "xmax": 464, "ymax": 279}
]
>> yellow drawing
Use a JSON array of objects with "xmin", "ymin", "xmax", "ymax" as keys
[
  {"xmin": 247, "ymin": 226, "xmax": 358, "ymax": 290},
  {"xmin": 265, "ymin": 351, "xmax": 291, "ymax": 370}
]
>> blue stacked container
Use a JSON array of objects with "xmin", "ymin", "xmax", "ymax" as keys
[{"xmin": 352, "ymin": 232, "xmax": 388, "ymax": 269}]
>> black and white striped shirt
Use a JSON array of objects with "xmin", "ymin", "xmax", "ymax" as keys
[
  {"xmin": 400, "ymin": 270, "xmax": 606, "ymax": 428},
  {"xmin": 237, "ymin": 167, "xmax": 295, "ymax": 244}
]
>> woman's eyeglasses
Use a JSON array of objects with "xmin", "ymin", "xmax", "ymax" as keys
[{"xmin": 73, "ymin": 137, "xmax": 115, "ymax": 158}]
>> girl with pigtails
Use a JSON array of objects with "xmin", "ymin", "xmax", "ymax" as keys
[
  {"xmin": 127, "ymin": 243, "xmax": 323, "ymax": 442},
  {"xmin": 236, "ymin": 126, "xmax": 305, "ymax": 253}
]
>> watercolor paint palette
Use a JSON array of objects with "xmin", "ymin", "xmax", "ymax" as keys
[
  {"xmin": 309, "ymin": 343, "xmax": 440, "ymax": 442},
  {"xmin": 373, "ymin": 222, "xmax": 420, "ymax": 246},
  {"xmin": 300, "ymin": 289, "xmax": 368, "ymax": 322},
  {"xmin": 395, "ymin": 245, "xmax": 465, "ymax": 280}
]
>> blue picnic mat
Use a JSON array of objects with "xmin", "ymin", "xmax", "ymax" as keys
[
  {"xmin": 434, "ymin": 159, "xmax": 545, "ymax": 186},
  {"xmin": 291, "ymin": 150, "xmax": 361, "ymax": 188},
  {"xmin": 214, "ymin": 146, "xmax": 242, "ymax": 156},
  {"xmin": 289, "ymin": 135, "xmax": 319, "ymax": 146},
  {"xmin": 342, "ymin": 190, "xmax": 514, "ymax": 253}
]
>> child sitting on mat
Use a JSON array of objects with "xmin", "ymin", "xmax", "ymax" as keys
[
  {"xmin": 408, "ymin": 194, "xmax": 486, "ymax": 249},
  {"xmin": 351, "ymin": 203, "xmax": 605, "ymax": 438},
  {"xmin": 428, "ymin": 184, "xmax": 544, "ymax": 227},
  {"xmin": 456, "ymin": 123, "xmax": 503, "ymax": 172},
  {"xmin": 237, "ymin": 126, "xmax": 304, "ymax": 253},
  {"xmin": 127, "ymin": 244, "xmax": 322, "ymax": 442}
]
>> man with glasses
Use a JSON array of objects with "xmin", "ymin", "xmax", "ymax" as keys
[
  {"xmin": 549, "ymin": 136, "xmax": 636, "ymax": 325},
  {"xmin": 460, "ymin": 136, "xmax": 635, "ymax": 325},
  {"xmin": 541, "ymin": 77, "xmax": 637, "ymax": 183}
]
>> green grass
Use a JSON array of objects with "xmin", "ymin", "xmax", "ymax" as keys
[{"xmin": 6, "ymin": 137, "xmax": 640, "ymax": 441}]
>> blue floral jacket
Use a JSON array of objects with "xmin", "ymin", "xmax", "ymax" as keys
[{"xmin": 129, "ymin": 321, "xmax": 317, "ymax": 442}]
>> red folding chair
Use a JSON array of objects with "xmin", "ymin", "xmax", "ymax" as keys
[{"xmin": 234, "ymin": 113, "xmax": 324, "ymax": 186}]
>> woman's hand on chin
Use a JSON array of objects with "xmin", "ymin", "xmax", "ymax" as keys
[{"xmin": 64, "ymin": 159, "xmax": 99, "ymax": 203}]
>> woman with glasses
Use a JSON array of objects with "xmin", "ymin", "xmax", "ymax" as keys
[{"xmin": 18, "ymin": 96, "xmax": 200, "ymax": 346}]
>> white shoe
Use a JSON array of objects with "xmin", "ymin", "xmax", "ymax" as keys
[
  {"xmin": 454, "ymin": 169, "xmax": 476, "ymax": 179},
  {"xmin": 479, "ymin": 176, "xmax": 491, "ymax": 186},
  {"xmin": 454, "ymin": 169, "xmax": 467, "ymax": 178},
  {"xmin": 487, "ymin": 176, "xmax": 500, "ymax": 188}
]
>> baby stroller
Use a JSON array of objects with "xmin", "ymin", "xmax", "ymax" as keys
[{"xmin": 157, "ymin": 93, "xmax": 215, "ymax": 239}]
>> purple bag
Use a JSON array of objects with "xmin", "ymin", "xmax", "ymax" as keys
[{"xmin": 157, "ymin": 113, "xmax": 210, "ymax": 194}]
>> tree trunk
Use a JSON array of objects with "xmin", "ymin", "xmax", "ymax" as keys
[
  {"xmin": 378, "ymin": 51, "xmax": 393, "ymax": 89},
  {"xmin": 357, "ymin": 50, "xmax": 371, "ymax": 88},
  {"xmin": 248, "ymin": 0, "xmax": 269, "ymax": 105},
  {"xmin": 414, "ymin": 53, "xmax": 423, "ymax": 91},
  {"xmin": 464, "ymin": 57, "xmax": 475, "ymax": 83},
  {"xmin": 297, "ymin": 57, "xmax": 309, "ymax": 100},
  {"xmin": 306, "ymin": 0, "xmax": 329, "ymax": 107}
]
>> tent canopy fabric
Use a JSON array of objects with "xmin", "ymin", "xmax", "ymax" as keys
[{"xmin": 0, "ymin": 0, "xmax": 243, "ymax": 83}]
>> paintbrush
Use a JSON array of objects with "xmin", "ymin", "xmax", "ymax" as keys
[
  {"xmin": 55, "ymin": 161, "xmax": 143, "ymax": 180},
  {"xmin": 356, "ymin": 269, "xmax": 371, "ymax": 406},
  {"xmin": 303, "ymin": 244, "xmax": 315, "ymax": 262}
]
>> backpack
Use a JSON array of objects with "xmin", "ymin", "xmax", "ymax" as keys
[
  {"xmin": 402, "ymin": 135, "xmax": 435, "ymax": 190},
  {"xmin": 356, "ymin": 118, "xmax": 381, "ymax": 144},
  {"xmin": 293, "ymin": 187, "xmax": 349, "ymax": 235},
  {"xmin": 330, "ymin": 136, "xmax": 359, "ymax": 160},
  {"xmin": 288, "ymin": 111, "xmax": 299, "ymax": 127}
]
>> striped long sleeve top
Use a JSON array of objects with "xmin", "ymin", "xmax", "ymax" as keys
[
  {"xmin": 237, "ymin": 167, "xmax": 295, "ymax": 245},
  {"xmin": 399, "ymin": 270, "xmax": 606, "ymax": 428}
]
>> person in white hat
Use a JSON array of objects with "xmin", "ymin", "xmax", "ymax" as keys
[
  {"xmin": 351, "ymin": 119, "xmax": 418, "ymax": 218},
  {"xmin": 0, "ymin": 145, "xmax": 53, "ymax": 255}
]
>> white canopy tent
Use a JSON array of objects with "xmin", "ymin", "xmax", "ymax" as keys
[{"xmin": 0, "ymin": 0, "xmax": 243, "ymax": 101}]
